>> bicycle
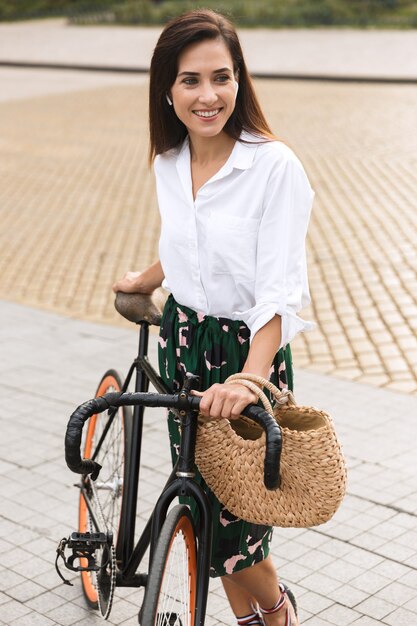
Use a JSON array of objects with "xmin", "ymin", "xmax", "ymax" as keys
[{"xmin": 56, "ymin": 291, "xmax": 287, "ymax": 626}]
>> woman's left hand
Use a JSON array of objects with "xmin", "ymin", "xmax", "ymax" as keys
[{"xmin": 192, "ymin": 383, "xmax": 258, "ymax": 420}]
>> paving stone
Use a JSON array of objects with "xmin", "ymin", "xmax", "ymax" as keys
[
  {"xmin": 278, "ymin": 561, "xmax": 314, "ymax": 583},
  {"xmin": 320, "ymin": 560, "xmax": 364, "ymax": 585},
  {"xmin": 303, "ymin": 618, "xmax": 334, "ymax": 626},
  {"xmin": 342, "ymin": 547, "xmax": 384, "ymax": 570},
  {"xmin": 300, "ymin": 572, "xmax": 344, "ymax": 595},
  {"xmin": 25, "ymin": 590, "xmax": 67, "ymax": 613},
  {"xmin": 402, "ymin": 594, "xmax": 417, "ymax": 612},
  {"xmin": 296, "ymin": 549, "xmax": 335, "ymax": 570},
  {"xmin": 353, "ymin": 533, "xmax": 390, "ymax": 551},
  {"xmin": 371, "ymin": 561, "xmax": 412, "ymax": 581},
  {"xmin": 11, "ymin": 614, "xmax": 57, "ymax": 625},
  {"xmin": 326, "ymin": 584, "xmax": 368, "ymax": 608},
  {"xmin": 0, "ymin": 591, "xmax": 9, "ymax": 606},
  {"xmin": 12, "ymin": 555, "xmax": 52, "ymax": 579},
  {"xmin": 298, "ymin": 591, "xmax": 335, "ymax": 614},
  {"xmin": 376, "ymin": 542, "xmax": 417, "ymax": 562},
  {"xmin": 375, "ymin": 581, "xmax": 417, "ymax": 607},
  {"xmin": 0, "ymin": 569, "xmax": 26, "ymax": 591},
  {"xmin": 350, "ymin": 570, "xmax": 391, "ymax": 595},
  {"xmin": 355, "ymin": 596, "xmax": 397, "ymax": 620},
  {"xmin": 383, "ymin": 607, "xmax": 417, "ymax": 626},
  {"xmin": 46, "ymin": 601, "xmax": 93, "ymax": 625},
  {"xmin": 6, "ymin": 579, "xmax": 49, "ymax": 603},
  {"xmin": 0, "ymin": 599, "xmax": 32, "ymax": 622},
  {"xmin": 0, "ymin": 547, "xmax": 29, "ymax": 568},
  {"xmin": 317, "ymin": 603, "xmax": 362, "ymax": 625},
  {"xmin": 351, "ymin": 618, "xmax": 385, "ymax": 625}
]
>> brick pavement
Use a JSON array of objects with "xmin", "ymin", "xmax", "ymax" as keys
[
  {"xmin": 0, "ymin": 76, "xmax": 416, "ymax": 393},
  {"xmin": 1, "ymin": 300, "xmax": 417, "ymax": 625}
]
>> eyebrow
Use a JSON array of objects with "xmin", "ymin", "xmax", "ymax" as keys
[{"xmin": 177, "ymin": 67, "xmax": 233, "ymax": 77}]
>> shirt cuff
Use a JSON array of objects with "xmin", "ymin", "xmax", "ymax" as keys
[
  {"xmin": 235, "ymin": 302, "xmax": 316, "ymax": 349},
  {"xmin": 161, "ymin": 277, "xmax": 171, "ymax": 292}
]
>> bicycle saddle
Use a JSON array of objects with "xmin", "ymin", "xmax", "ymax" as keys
[{"xmin": 114, "ymin": 289, "xmax": 167, "ymax": 326}]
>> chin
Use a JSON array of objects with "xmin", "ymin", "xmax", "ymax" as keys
[{"xmin": 189, "ymin": 123, "xmax": 225, "ymax": 138}]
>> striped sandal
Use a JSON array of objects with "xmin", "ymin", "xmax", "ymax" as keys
[
  {"xmin": 258, "ymin": 583, "xmax": 298, "ymax": 626},
  {"xmin": 237, "ymin": 611, "xmax": 264, "ymax": 626}
]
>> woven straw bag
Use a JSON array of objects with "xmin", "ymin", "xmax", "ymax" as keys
[{"xmin": 195, "ymin": 373, "xmax": 347, "ymax": 527}]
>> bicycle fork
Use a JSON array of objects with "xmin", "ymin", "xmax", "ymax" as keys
[{"xmin": 149, "ymin": 378, "xmax": 212, "ymax": 626}]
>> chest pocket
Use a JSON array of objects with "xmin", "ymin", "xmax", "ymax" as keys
[{"xmin": 207, "ymin": 214, "xmax": 260, "ymax": 281}]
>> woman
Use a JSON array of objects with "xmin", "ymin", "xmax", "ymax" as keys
[{"xmin": 113, "ymin": 9, "xmax": 315, "ymax": 626}]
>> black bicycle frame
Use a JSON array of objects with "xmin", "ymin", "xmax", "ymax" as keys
[
  {"xmin": 66, "ymin": 319, "xmax": 282, "ymax": 626},
  {"xmin": 88, "ymin": 321, "xmax": 212, "ymax": 626}
]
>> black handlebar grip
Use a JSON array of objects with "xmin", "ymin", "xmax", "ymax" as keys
[
  {"xmin": 241, "ymin": 405, "xmax": 282, "ymax": 490},
  {"xmin": 65, "ymin": 394, "xmax": 121, "ymax": 477}
]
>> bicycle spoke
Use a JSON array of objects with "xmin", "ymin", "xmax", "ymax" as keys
[
  {"xmin": 141, "ymin": 506, "xmax": 197, "ymax": 626},
  {"xmin": 78, "ymin": 371, "xmax": 128, "ymax": 614}
]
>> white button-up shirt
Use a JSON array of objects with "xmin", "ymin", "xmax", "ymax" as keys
[{"xmin": 154, "ymin": 131, "xmax": 315, "ymax": 348}]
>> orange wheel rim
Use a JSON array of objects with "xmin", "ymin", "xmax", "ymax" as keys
[
  {"xmin": 158, "ymin": 514, "xmax": 197, "ymax": 626},
  {"xmin": 78, "ymin": 374, "xmax": 121, "ymax": 605}
]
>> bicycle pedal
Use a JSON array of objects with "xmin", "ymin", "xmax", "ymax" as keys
[
  {"xmin": 68, "ymin": 531, "xmax": 111, "ymax": 550},
  {"xmin": 55, "ymin": 532, "xmax": 113, "ymax": 585}
]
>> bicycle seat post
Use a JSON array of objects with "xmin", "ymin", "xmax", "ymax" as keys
[{"xmin": 137, "ymin": 321, "xmax": 150, "ymax": 364}]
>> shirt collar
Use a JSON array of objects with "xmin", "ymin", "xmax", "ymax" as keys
[
  {"xmin": 232, "ymin": 130, "xmax": 260, "ymax": 171},
  {"xmin": 175, "ymin": 130, "xmax": 261, "ymax": 201}
]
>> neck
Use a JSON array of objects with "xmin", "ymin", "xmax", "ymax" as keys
[{"xmin": 189, "ymin": 131, "xmax": 235, "ymax": 165}]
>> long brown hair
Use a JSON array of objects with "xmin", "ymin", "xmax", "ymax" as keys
[{"xmin": 149, "ymin": 9, "xmax": 275, "ymax": 163}]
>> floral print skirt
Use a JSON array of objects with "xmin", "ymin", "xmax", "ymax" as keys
[{"xmin": 158, "ymin": 294, "xmax": 293, "ymax": 578}]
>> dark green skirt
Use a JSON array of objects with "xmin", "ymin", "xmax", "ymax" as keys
[{"xmin": 158, "ymin": 294, "xmax": 294, "ymax": 578}]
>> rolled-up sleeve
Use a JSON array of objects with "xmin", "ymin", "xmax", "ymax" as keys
[{"xmin": 236, "ymin": 153, "xmax": 315, "ymax": 348}]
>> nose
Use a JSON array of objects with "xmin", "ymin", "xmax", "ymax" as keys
[{"xmin": 198, "ymin": 81, "xmax": 217, "ymax": 106}]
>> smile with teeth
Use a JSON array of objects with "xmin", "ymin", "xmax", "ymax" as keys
[{"xmin": 193, "ymin": 108, "xmax": 222, "ymax": 118}]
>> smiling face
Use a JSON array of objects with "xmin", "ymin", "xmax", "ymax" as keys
[{"xmin": 169, "ymin": 38, "xmax": 238, "ymax": 142}]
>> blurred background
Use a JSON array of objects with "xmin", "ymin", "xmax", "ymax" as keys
[{"xmin": 1, "ymin": 0, "xmax": 417, "ymax": 27}]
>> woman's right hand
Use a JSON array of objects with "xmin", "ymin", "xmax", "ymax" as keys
[
  {"xmin": 112, "ymin": 271, "xmax": 151, "ymax": 294},
  {"xmin": 113, "ymin": 261, "xmax": 164, "ymax": 295}
]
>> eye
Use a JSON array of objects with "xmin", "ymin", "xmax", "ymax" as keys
[
  {"xmin": 182, "ymin": 77, "xmax": 198, "ymax": 85},
  {"xmin": 215, "ymin": 75, "xmax": 231, "ymax": 83}
]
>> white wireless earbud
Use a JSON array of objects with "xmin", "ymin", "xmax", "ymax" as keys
[
  {"xmin": 166, "ymin": 94, "xmax": 173, "ymax": 106},
  {"xmin": 233, "ymin": 82, "xmax": 239, "ymax": 102}
]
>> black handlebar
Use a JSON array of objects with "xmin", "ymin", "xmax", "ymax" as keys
[{"xmin": 65, "ymin": 391, "xmax": 282, "ymax": 490}]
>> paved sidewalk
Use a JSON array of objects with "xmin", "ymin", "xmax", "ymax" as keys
[
  {"xmin": 1, "ymin": 299, "xmax": 417, "ymax": 625},
  {"xmin": 1, "ymin": 19, "xmax": 417, "ymax": 80}
]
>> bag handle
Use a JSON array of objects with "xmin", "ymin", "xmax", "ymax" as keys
[
  {"xmin": 225, "ymin": 373, "xmax": 296, "ymax": 406},
  {"xmin": 225, "ymin": 377, "xmax": 274, "ymax": 414}
]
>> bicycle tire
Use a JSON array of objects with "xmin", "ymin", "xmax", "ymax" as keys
[
  {"xmin": 78, "ymin": 369, "xmax": 130, "ymax": 609},
  {"xmin": 140, "ymin": 505, "xmax": 198, "ymax": 626}
]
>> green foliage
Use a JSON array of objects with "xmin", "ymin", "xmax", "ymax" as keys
[
  {"xmin": 0, "ymin": 0, "xmax": 114, "ymax": 20},
  {"xmin": 1, "ymin": 0, "xmax": 417, "ymax": 27}
]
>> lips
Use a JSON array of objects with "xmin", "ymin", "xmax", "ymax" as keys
[{"xmin": 193, "ymin": 108, "xmax": 222, "ymax": 118}]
